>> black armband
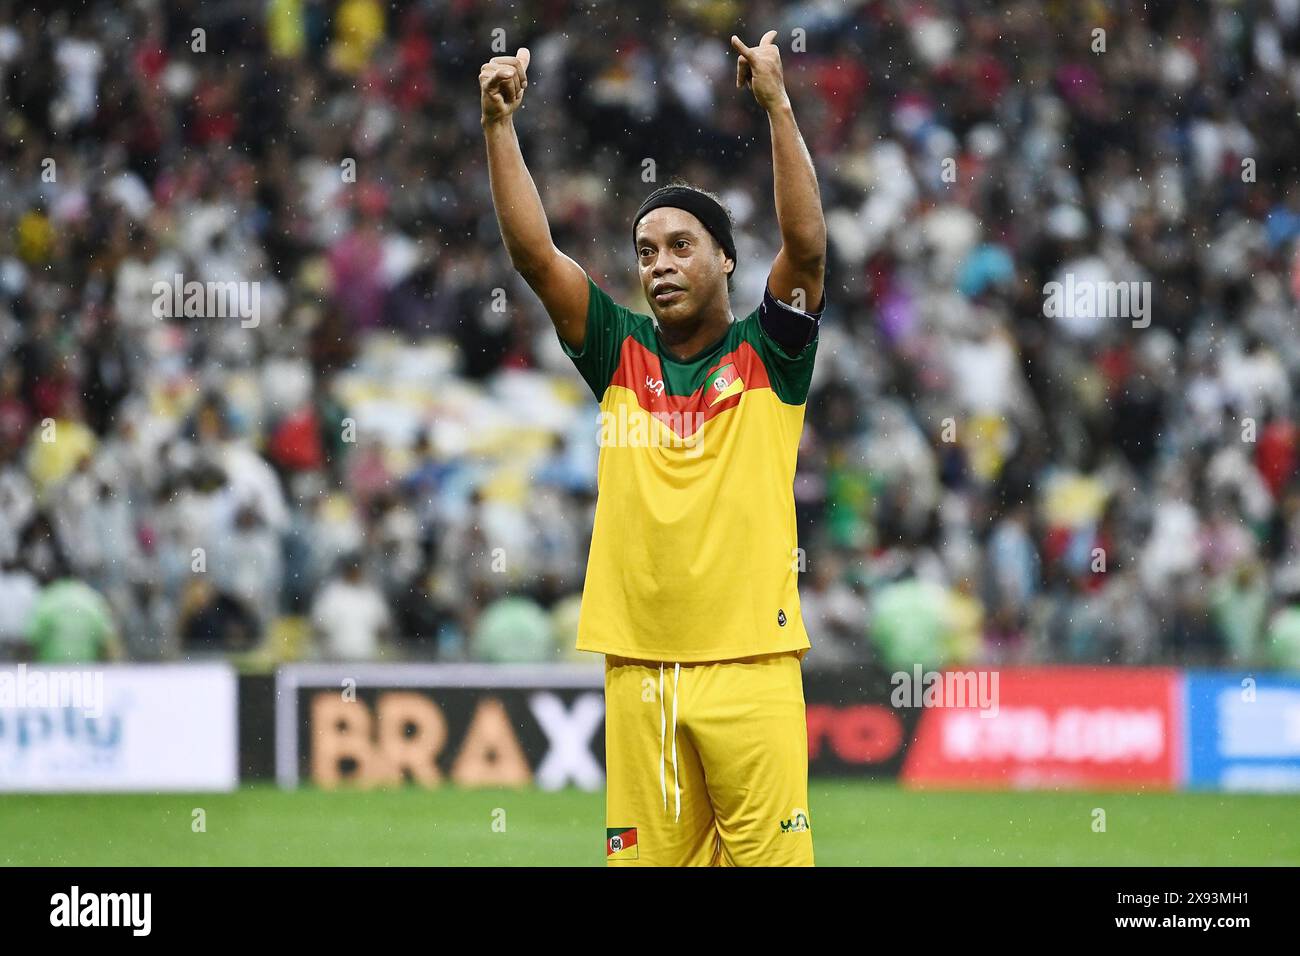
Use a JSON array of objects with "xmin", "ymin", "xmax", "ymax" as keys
[{"xmin": 759, "ymin": 283, "xmax": 825, "ymax": 357}]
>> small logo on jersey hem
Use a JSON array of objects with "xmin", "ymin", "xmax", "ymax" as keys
[
  {"xmin": 607, "ymin": 827, "xmax": 639, "ymax": 860},
  {"xmin": 777, "ymin": 609, "xmax": 787, "ymax": 626},
  {"xmin": 780, "ymin": 809, "xmax": 810, "ymax": 834}
]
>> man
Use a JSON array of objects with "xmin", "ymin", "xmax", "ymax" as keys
[
  {"xmin": 481, "ymin": 30, "xmax": 826, "ymax": 866},
  {"xmin": 25, "ymin": 577, "xmax": 123, "ymax": 663},
  {"xmin": 311, "ymin": 553, "xmax": 394, "ymax": 660}
]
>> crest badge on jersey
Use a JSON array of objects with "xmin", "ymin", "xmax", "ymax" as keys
[{"xmin": 707, "ymin": 362, "xmax": 745, "ymax": 406}]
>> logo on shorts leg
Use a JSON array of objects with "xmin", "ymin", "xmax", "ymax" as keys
[
  {"xmin": 607, "ymin": 827, "xmax": 639, "ymax": 860},
  {"xmin": 779, "ymin": 808, "xmax": 810, "ymax": 834}
]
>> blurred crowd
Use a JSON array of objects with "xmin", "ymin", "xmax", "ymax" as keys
[{"xmin": 2, "ymin": 0, "xmax": 1300, "ymax": 671}]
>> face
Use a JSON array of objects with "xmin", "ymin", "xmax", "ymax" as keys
[{"xmin": 634, "ymin": 207, "xmax": 733, "ymax": 325}]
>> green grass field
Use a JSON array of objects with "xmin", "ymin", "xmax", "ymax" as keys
[{"xmin": 2, "ymin": 781, "xmax": 1296, "ymax": 866}]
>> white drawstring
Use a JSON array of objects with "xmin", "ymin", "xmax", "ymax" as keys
[
  {"xmin": 671, "ymin": 662, "xmax": 681, "ymax": 822},
  {"xmin": 658, "ymin": 663, "xmax": 667, "ymax": 813},
  {"xmin": 657, "ymin": 662, "xmax": 683, "ymax": 822}
]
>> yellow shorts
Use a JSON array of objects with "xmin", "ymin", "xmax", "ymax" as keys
[{"xmin": 603, "ymin": 651, "xmax": 813, "ymax": 867}]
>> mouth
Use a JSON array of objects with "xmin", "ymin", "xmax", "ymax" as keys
[{"xmin": 653, "ymin": 285, "xmax": 685, "ymax": 304}]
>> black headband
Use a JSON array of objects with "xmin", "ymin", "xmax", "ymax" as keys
[{"xmin": 632, "ymin": 186, "xmax": 736, "ymax": 269}]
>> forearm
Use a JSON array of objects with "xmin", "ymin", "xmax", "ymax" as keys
[
  {"xmin": 482, "ymin": 116, "xmax": 555, "ymax": 276},
  {"xmin": 767, "ymin": 99, "xmax": 825, "ymax": 262}
]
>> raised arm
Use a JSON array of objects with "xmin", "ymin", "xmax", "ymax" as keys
[
  {"xmin": 480, "ymin": 47, "xmax": 590, "ymax": 349},
  {"xmin": 731, "ymin": 31, "xmax": 827, "ymax": 313}
]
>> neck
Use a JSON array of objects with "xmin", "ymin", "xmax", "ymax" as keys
[{"xmin": 657, "ymin": 294, "xmax": 732, "ymax": 361}]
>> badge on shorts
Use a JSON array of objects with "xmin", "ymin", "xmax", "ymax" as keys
[{"xmin": 607, "ymin": 827, "xmax": 639, "ymax": 860}]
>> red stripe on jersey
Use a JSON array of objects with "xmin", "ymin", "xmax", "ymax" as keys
[{"xmin": 608, "ymin": 338, "xmax": 771, "ymax": 439}]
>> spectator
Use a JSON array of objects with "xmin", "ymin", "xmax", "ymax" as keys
[
  {"xmin": 0, "ymin": 557, "xmax": 39, "ymax": 658},
  {"xmin": 310, "ymin": 553, "xmax": 392, "ymax": 660},
  {"xmin": 24, "ymin": 577, "xmax": 121, "ymax": 663},
  {"xmin": 178, "ymin": 577, "xmax": 260, "ymax": 655}
]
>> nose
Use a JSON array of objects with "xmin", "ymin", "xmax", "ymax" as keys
[{"xmin": 651, "ymin": 250, "xmax": 676, "ymax": 278}]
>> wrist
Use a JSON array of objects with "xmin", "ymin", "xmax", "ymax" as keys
[
  {"xmin": 482, "ymin": 113, "xmax": 514, "ymax": 131},
  {"xmin": 764, "ymin": 93, "xmax": 793, "ymax": 116}
]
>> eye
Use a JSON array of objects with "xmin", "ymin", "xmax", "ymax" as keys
[{"xmin": 674, "ymin": 239, "xmax": 689, "ymax": 250}]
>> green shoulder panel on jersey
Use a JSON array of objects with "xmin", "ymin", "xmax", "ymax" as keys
[
  {"xmin": 558, "ymin": 273, "xmax": 818, "ymax": 406},
  {"xmin": 556, "ymin": 273, "xmax": 655, "ymax": 401},
  {"xmin": 735, "ymin": 305, "xmax": 819, "ymax": 407}
]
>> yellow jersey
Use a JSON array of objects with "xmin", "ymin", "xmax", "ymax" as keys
[{"xmin": 558, "ymin": 272, "xmax": 821, "ymax": 662}]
